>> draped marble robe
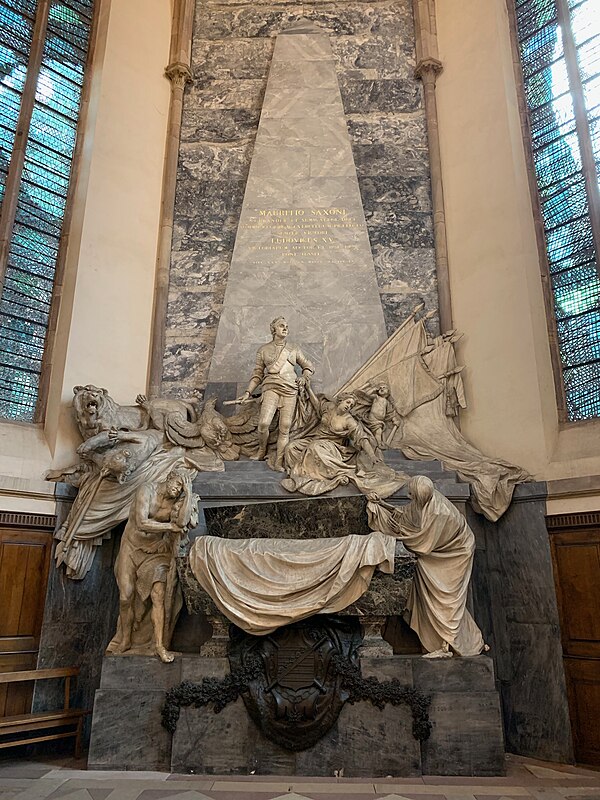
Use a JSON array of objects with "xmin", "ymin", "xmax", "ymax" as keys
[
  {"xmin": 188, "ymin": 531, "xmax": 396, "ymax": 635},
  {"xmin": 367, "ymin": 477, "xmax": 485, "ymax": 656}
]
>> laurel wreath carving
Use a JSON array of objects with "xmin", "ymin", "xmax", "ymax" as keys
[{"xmin": 161, "ymin": 652, "xmax": 431, "ymax": 742}]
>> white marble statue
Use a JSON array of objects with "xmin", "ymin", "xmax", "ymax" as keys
[
  {"xmin": 235, "ymin": 317, "xmax": 314, "ymax": 471},
  {"xmin": 352, "ymin": 381, "xmax": 401, "ymax": 448},
  {"xmin": 47, "ymin": 385, "xmax": 223, "ymax": 579},
  {"xmin": 367, "ymin": 476, "xmax": 487, "ymax": 658},
  {"xmin": 108, "ymin": 469, "xmax": 198, "ymax": 662},
  {"xmin": 337, "ymin": 306, "xmax": 529, "ymax": 520},
  {"xmin": 281, "ymin": 383, "xmax": 406, "ymax": 498}
]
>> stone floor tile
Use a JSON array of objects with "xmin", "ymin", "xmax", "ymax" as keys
[
  {"xmin": 0, "ymin": 779, "xmax": 32, "ymax": 790},
  {"xmin": 86, "ymin": 791, "xmax": 113, "ymax": 800},
  {"xmin": 473, "ymin": 795, "xmax": 529, "ymax": 800},
  {"xmin": 375, "ymin": 788, "xmax": 530, "ymax": 797},
  {"xmin": 209, "ymin": 782, "xmax": 291, "ymax": 793},
  {"xmin": 203, "ymin": 794, "xmax": 304, "ymax": 800},
  {"xmin": 373, "ymin": 789, "xmax": 442, "ymax": 796},
  {"xmin": 525, "ymin": 768, "xmax": 576, "ymax": 780},
  {"xmin": 306, "ymin": 795, "xmax": 376, "ymax": 800},
  {"xmin": 141, "ymin": 792, "xmax": 214, "ymax": 800},
  {"xmin": 152, "ymin": 779, "xmax": 216, "ymax": 789},
  {"xmin": 474, "ymin": 794, "xmax": 536, "ymax": 800},
  {"xmin": 0, "ymin": 766, "xmax": 53, "ymax": 780},
  {"xmin": 44, "ymin": 773, "xmax": 170, "ymax": 784},
  {"xmin": 521, "ymin": 790, "xmax": 567, "ymax": 800},
  {"xmin": 378, "ymin": 794, "xmax": 447, "ymax": 800},
  {"xmin": 291, "ymin": 783, "xmax": 376, "ymax": 794},
  {"xmin": 0, "ymin": 786, "xmax": 29, "ymax": 800},
  {"xmin": 438, "ymin": 789, "xmax": 530, "ymax": 797},
  {"xmin": 203, "ymin": 776, "xmax": 298, "ymax": 783},
  {"xmin": 267, "ymin": 794, "xmax": 314, "ymax": 800},
  {"xmin": 433, "ymin": 795, "xmax": 475, "ymax": 800},
  {"xmin": 377, "ymin": 795, "xmax": 431, "ymax": 800},
  {"xmin": 6, "ymin": 776, "xmax": 69, "ymax": 800},
  {"xmin": 136, "ymin": 790, "xmax": 214, "ymax": 800},
  {"xmin": 505, "ymin": 780, "xmax": 596, "ymax": 789},
  {"xmin": 366, "ymin": 780, "xmax": 426, "ymax": 786}
]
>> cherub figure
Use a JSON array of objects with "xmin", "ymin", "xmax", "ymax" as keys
[{"xmin": 353, "ymin": 382, "xmax": 400, "ymax": 449}]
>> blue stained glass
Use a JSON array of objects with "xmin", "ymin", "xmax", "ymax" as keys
[
  {"xmin": 0, "ymin": 1, "xmax": 36, "ymax": 203},
  {"xmin": 516, "ymin": 0, "xmax": 600, "ymax": 420},
  {"xmin": 0, "ymin": 0, "xmax": 94, "ymax": 421}
]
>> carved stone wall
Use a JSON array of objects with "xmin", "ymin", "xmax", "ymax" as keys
[{"xmin": 163, "ymin": 0, "xmax": 437, "ymax": 397}]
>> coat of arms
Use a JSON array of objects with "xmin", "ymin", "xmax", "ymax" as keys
[{"xmin": 229, "ymin": 616, "xmax": 362, "ymax": 751}]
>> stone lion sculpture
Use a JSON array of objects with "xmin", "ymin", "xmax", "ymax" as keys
[
  {"xmin": 47, "ymin": 385, "xmax": 226, "ymax": 579},
  {"xmin": 72, "ymin": 384, "xmax": 197, "ymax": 440}
]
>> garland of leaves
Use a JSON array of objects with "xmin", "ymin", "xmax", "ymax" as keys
[
  {"xmin": 330, "ymin": 654, "xmax": 432, "ymax": 741},
  {"xmin": 161, "ymin": 651, "xmax": 431, "ymax": 742},
  {"xmin": 161, "ymin": 652, "xmax": 262, "ymax": 733}
]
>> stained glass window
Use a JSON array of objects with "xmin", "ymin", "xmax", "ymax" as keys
[
  {"xmin": 514, "ymin": 0, "xmax": 600, "ymax": 420},
  {"xmin": 0, "ymin": 0, "xmax": 94, "ymax": 421}
]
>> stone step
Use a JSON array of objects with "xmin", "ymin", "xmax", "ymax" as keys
[
  {"xmin": 219, "ymin": 454, "xmax": 446, "ymax": 472},
  {"xmin": 194, "ymin": 476, "xmax": 469, "ymax": 505}
]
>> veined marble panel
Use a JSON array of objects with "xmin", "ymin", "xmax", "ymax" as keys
[
  {"xmin": 347, "ymin": 109, "xmax": 428, "ymax": 145},
  {"xmin": 186, "ymin": 79, "xmax": 266, "ymax": 111},
  {"xmin": 195, "ymin": 3, "xmax": 415, "ymax": 40},
  {"xmin": 332, "ymin": 35, "xmax": 416, "ymax": 80},
  {"xmin": 340, "ymin": 77, "xmax": 422, "ymax": 114},
  {"xmin": 192, "ymin": 38, "xmax": 274, "ymax": 81},
  {"xmin": 164, "ymin": 0, "xmax": 439, "ymax": 392},
  {"xmin": 181, "ymin": 108, "xmax": 261, "ymax": 145}
]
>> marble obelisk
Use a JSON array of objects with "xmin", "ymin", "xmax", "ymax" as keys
[{"xmin": 207, "ymin": 20, "xmax": 387, "ymax": 396}]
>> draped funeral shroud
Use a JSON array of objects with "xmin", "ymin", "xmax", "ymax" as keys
[
  {"xmin": 188, "ymin": 532, "xmax": 396, "ymax": 634},
  {"xmin": 367, "ymin": 491, "xmax": 484, "ymax": 656}
]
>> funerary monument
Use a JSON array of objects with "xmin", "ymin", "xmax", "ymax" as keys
[{"xmin": 39, "ymin": 8, "xmax": 572, "ymax": 779}]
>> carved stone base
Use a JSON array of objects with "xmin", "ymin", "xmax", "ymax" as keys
[
  {"xmin": 89, "ymin": 653, "xmax": 505, "ymax": 776},
  {"xmin": 200, "ymin": 615, "xmax": 230, "ymax": 657},
  {"xmin": 359, "ymin": 614, "xmax": 394, "ymax": 657}
]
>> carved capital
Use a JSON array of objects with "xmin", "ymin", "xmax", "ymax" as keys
[
  {"xmin": 165, "ymin": 61, "xmax": 193, "ymax": 89},
  {"xmin": 414, "ymin": 57, "xmax": 443, "ymax": 82}
]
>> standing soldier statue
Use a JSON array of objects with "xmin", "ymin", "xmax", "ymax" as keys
[{"xmin": 237, "ymin": 317, "xmax": 314, "ymax": 471}]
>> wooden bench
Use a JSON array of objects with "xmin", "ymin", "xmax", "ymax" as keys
[{"xmin": 0, "ymin": 667, "xmax": 87, "ymax": 757}]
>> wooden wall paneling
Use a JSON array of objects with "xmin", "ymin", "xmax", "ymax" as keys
[
  {"xmin": 0, "ymin": 528, "xmax": 52, "ymax": 717},
  {"xmin": 549, "ymin": 520, "xmax": 600, "ymax": 766}
]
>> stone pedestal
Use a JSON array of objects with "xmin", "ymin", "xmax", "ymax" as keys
[{"xmin": 88, "ymin": 653, "xmax": 504, "ymax": 776}]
